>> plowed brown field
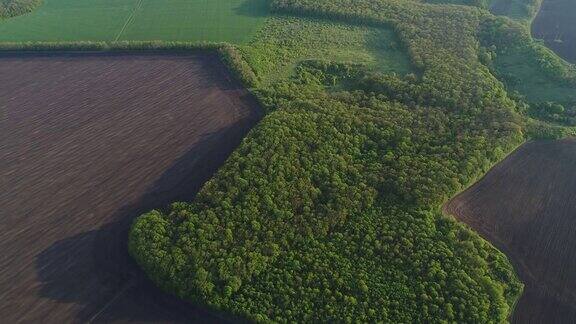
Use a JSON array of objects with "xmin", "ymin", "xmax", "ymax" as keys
[
  {"xmin": 0, "ymin": 53, "xmax": 261, "ymax": 323},
  {"xmin": 444, "ymin": 139, "xmax": 576, "ymax": 323},
  {"xmin": 532, "ymin": 0, "xmax": 576, "ymax": 63}
]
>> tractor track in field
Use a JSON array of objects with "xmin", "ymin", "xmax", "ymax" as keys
[{"xmin": 114, "ymin": 0, "xmax": 144, "ymax": 42}]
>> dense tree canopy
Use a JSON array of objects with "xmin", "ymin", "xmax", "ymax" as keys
[
  {"xmin": 0, "ymin": 0, "xmax": 41, "ymax": 19},
  {"xmin": 130, "ymin": 68, "xmax": 524, "ymax": 322},
  {"xmin": 128, "ymin": 0, "xmax": 575, "ymax": 322}
]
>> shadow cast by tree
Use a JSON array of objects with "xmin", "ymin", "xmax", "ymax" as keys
[{"xmin": 34, "ymin": 100, "xmax": 261, "ymax": 323}]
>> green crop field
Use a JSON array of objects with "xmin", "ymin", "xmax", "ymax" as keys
[{"xmin": 0, "ymin": 0, "xmax": 269, "ymax": 43}]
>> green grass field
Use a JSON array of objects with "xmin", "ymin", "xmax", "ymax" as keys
[
  {"xmin": 489, "ymin": 0, "xmax": 537, "ymax": 22},
  {"xmin": 495, "ymin": 49, "xmax": 576, "ymax": 104},
  {"xmin": 0, "ymin": 0, "xmax": 269, "ymax": 43},
  {"xmin": 241, "ymin": 17, "xmax": 413, "ymax": 84}
]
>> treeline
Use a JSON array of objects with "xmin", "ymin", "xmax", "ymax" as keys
[
  {"xmin": 0, "ymin": 0, "xmax": 41, "ymax": 19},
  {"xmin": 426, "ymin": 0, "xmax": 492, "ymax": 10},
  {"xmin": 0, "ymin": 41, "xmax": 258, "ymax": 87},
  {"xmin": 529, "ymin": 102, "xmax": 576, "ymax": 126}
]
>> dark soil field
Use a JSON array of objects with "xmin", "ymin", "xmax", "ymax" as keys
[
  {"xmin": 444, "ymin": 139, "xmax": 576, "ymax": 323},
  {"xmin": 532, "ymin": 0, "xmax": 576, "ymax": 63},
  {"xmin": 0, "ymin": 53, "xmax": 261, "ymax": 323}
]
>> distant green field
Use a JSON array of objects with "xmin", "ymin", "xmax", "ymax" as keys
[{"xmin": 0, "ymin": 0, "xmax": 269, "ymax": 43}]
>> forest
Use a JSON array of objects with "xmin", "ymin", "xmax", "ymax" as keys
[
  {"xmin": 122, "ymin": 0, "xmax": 576, "ymax": 322},
  {"xmin": 0, "ymin": 0, "xmax": 575, "ymax": 321}
]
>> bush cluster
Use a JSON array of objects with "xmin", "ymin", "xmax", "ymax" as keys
[{"xmin": 0, "ymin": 0, "xmax": 42, "ymax": 19}]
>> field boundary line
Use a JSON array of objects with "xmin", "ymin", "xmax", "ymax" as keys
[{"xmin": 114, "ymin": 0, "xmax": 144, "ymax": 42}]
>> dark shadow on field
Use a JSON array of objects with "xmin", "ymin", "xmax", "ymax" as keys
[
  {"xmin": 34, "ymin": 100, "xmax": 261, "ymax": 323},
  {"xmin": 234, "ymin": 0, "xmax": 270, "ymax": 18}
]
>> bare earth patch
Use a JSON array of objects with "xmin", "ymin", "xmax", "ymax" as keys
[
  {"xmin": 444, "ymin": 139, "xmax": 576, "ymax": 323},
  {"xmin": 0, "ymin": 53, "xmax": 261, "ymax": 323}
]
